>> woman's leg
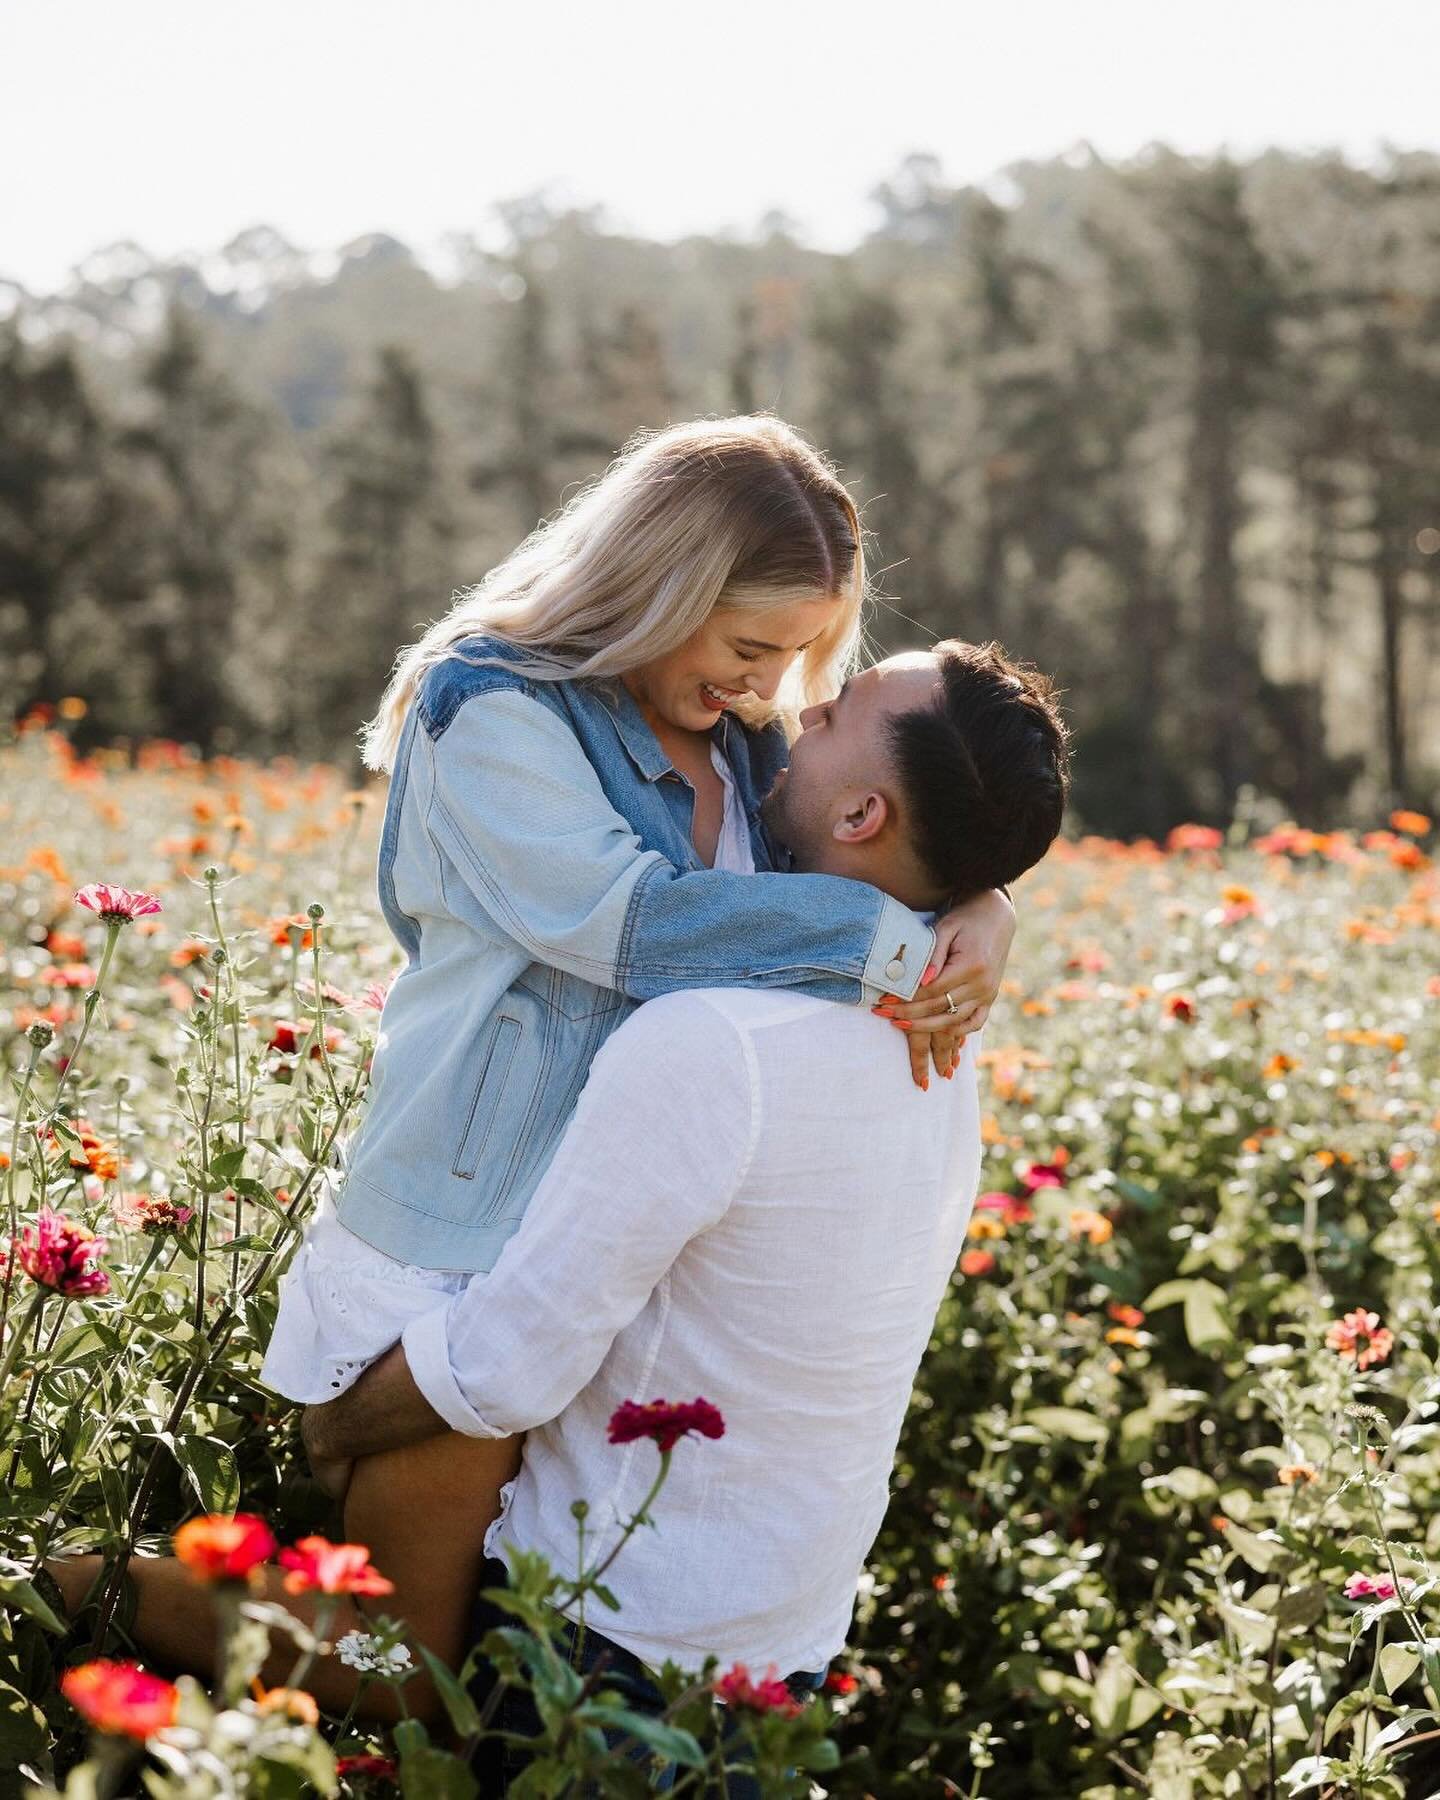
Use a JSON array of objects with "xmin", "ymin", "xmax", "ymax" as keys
[{"xmin": 49, "ymin": 1430, "xmax": 520, "ymax": 1723}]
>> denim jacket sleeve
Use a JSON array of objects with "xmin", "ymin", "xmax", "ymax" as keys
[{"xmin": 420, "ymin": 687, "xmax": 935, "ymax": 1003}]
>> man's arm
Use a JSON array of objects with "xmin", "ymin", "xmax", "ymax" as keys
[{"xmin": 303, "ymin": 993, "xmax": 754, "ymax": 1462}]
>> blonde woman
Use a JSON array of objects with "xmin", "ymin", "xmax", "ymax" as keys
[{"xmin": 56, "ymin": 417, "xmax": 1015, "ymax": 1714}]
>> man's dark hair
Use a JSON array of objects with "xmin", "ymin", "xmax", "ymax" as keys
[{"xmin": 888, "ymin": 640, "xmax": 1070, "ymax": 901}]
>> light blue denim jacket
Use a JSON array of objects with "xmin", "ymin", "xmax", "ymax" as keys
[{"xmin": 335, "ymin": 637, "xmax": 937, "ymax": 1270}]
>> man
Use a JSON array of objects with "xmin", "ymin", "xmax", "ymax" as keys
[{"xmin": 304, "ymin": 640, "xmax": 1069, "ymax": 1781}]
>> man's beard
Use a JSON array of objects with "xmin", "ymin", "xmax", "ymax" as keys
[{"xmin": 760, "ymin": 778, "xmax": 799, "ymax": 872}]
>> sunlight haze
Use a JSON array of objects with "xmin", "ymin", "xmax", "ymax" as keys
[{"xmin": 6, "ymin": 0, "xmax": 1437, "ymax": 290}]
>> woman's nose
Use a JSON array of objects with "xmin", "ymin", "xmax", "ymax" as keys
[{"xmin": 748, "ymin": 670, "xmax": 782, "ymax": 703}]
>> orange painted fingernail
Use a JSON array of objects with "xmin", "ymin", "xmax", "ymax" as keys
[
  {"xmin": 894, "ymin": 1021, "xmax": 913, "ymax": 1031},
  {"xmin": 920, "ymin": 1078, "xmax": 930, "ymax": 1091},
  {"xmin": 921, "ymin": 965, "xmax": 938, "ymax": 985}
]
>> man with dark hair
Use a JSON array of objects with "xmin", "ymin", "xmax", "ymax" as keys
[
  {"xmin": 305, "ymin": 642, "xmax": 1068, "ymax": 1791},
  {"xmin": 762, "ymin": 640, "xmax": 1069, "ymax": 911}
]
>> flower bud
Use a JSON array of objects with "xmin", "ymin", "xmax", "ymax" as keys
[
  {"xmin": 307, "ymin": 902, "xmax": 325, "ymax": 922},
  {"xmin": 26, "ymin": 1020, "xmax": 55, "ymax": 1049},
  {"xmin": 203, "ymin": 866, "xmax": 221, "ymax": 885}
]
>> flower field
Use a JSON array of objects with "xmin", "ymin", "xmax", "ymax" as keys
[{"xmin": 1, "ymin": 714, "xmax": 1438, "ymax": 1798}]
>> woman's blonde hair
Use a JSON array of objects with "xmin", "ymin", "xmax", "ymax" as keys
[{"xmin": 362, "ymin": 415, "xmax": 866, "ymax": 771}]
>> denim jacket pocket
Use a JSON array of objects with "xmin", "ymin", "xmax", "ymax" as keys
[{"xmin": 453, "ymin": 1014, "xmax": 524, "ymax": 1180}]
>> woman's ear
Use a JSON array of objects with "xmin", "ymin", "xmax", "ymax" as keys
[{"xmin": 832, "ymin": 791, "xmax": 890, "ymax": 844}]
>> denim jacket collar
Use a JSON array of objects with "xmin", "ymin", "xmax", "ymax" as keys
[{"xmin": 598, "ymin": 679, "xmax": 676, "ymax": 785}]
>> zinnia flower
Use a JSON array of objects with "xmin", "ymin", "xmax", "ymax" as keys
[
  {"xmin": 1344, "ymin": 1572, "xmax": 1400, "ymax": 1601},
  {"xmin": 1068, "ymin": 1209, "xmax": 1114, "ymax": 1247},
  {"xmin": 61, "ymin": 1660, "xmax": 179, "ymax": 1738},
  {"xmin": 975, "ymin": 1190, "xmax": 1034, "ymax": 1225},
  {"xmin": 1165, "ymin": 994, "xmax": 1196, "ymax": 1023},
  {"xmin": 278, "ymin": 1536, "xmax": 394, "ymax": 1597},
  {"xmin": 1326, "ymin": 1309, "xmax": 1395, "ymax": 1370},
  {"xmin": 959, "ymin": 1249, "xmax": 997, "ymax": 1277},
  {"xmin": 1167, "ymin": 824, "xmax": 1223, "ymax": 853},
  {"xmin": 713, "ymin": 1662, "xmax": 804, "ymax": 1718},
  {"xmin": 824, "ymin": 1670, "xmax": 860, "ymax": 1696},
  {"xmin": 1390, "ymin": 809, "xmax": 1432, "ymax": 837},
  {"xmin": 336, "ymin": 1752, "xmax": 399, "ymax": 1780},
  {"xmin": 15, "ymin": 1208, "xmax": 110, "ymax": 1297},
  {"xmin": 1021, "ymin": 1160, "xmax": 1068, "ymax": 1192},
  {"xmin": 254, "ymin": 1686, "xmax": 319, "ymax": 1725},
  {"xmin": 73, "ymin": 884, "xmax": 162, "ymax": 925},
  {"xmin": 1278, "ymin": 1464, "xmax": 1318, "ymax": 1486},
  {"xmin": 174, "ymin": 1513, "xmax": 277, "ymax": 1583},
  {"xmin": 113, "ymin": 1193, "xmax": 195, "ymax": 1236},
  {"xmin": 607, "ymin": 1397, "xmax": 726, "ymax": 1455},
  {"xmin": 1107, "ymin": 1303, "xmax": 1145, "ymax": 1328}
]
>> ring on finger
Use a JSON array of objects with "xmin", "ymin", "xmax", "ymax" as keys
[{"xmin": 944, "ymin": 992, "xmax": 961, "ymax": 1015}]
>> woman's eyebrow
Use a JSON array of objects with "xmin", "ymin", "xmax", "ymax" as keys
[{"xmin": 735, "ymin": 634, "xmax": 822, "ymax": 654}]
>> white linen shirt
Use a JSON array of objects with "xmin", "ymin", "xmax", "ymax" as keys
[{"xmin": 403, "ymin": 986, "xmax": 982, "ymax": 1677}]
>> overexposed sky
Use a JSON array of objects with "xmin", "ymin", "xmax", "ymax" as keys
[{"xmin": 5, "ymin": 0, "xmax": 1438, "ymax": 291}]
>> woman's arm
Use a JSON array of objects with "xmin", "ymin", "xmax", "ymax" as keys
[{"xmin": 419, "ymin": 686, "xmax": 936, "ymax": 1004}]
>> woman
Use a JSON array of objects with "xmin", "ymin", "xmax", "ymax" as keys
[{"xmin": 53, "ymin": 417, "xmax": 1014, "ymax": 1715}]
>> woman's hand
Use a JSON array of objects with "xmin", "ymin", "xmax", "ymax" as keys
[{"xmin": 874, "ymin": 889, "xmax": 1016, "ymax": 1086}]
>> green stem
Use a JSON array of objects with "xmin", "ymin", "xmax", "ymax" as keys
[
  {"xmin": 0, "ymin": 1037, "xmax": 45, "ymax": 1343},
  {"xmin": 0, "ymin": 1288, "xmax": 46, "ymax": 1392},
  {"xmin": 49, "ymin": 923, "xmax": 121, "ymax": 1115}
]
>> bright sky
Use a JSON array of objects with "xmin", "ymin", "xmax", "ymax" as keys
[{"xmin": 5, "ymin": 0, "xmax": 1437, "ymax": 291}]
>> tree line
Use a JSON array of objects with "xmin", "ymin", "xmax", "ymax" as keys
[{"xmin": 3, "ymin": 147, "xmax": 1438, "ymax": 834}]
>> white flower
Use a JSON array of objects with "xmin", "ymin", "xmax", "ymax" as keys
[{"xmin": 335, "ymin": 1631, "xmax": 413, "ymax": 1676}]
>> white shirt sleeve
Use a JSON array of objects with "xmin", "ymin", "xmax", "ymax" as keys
[{"xmin": 402, "ymin": 994, "xmax": 757, "ymax": 1437}]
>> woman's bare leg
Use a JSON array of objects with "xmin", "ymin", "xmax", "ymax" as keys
[{"xmin": 48, "ymin": 1430, "xmax": 520, "ymax": 1722}]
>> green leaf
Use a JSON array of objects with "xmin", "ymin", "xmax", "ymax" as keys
[
  {"xmin": 1144, "ymin": 1466, "xmax": 1217, "ymax": 1507},
  {"xmin": 418, "ymin": 1646, "xmax": 483, "ymax": 1737},
  {"xmin": 0, "ymin": 1559, "xmax": 67, "ymax": 1633},
  {"xmin": 398, "ymin": 1745, "xmax": 478, "ymax": 1800},
  {"xmin": 0, "ymin": 1678, "xmax": 47, "ymax": 1761},
  {"xmin": 1182, "ymin": 1280, "xmax": 1232, "ymax": 1350},
  {"xmin": 1022, "ymin": 1406, "xmax": 1110, "ymax": 1445},
  {"xmin": 177, "ymin": 1435, "xmax": 241, "ymax": 1513},
  {"xmin": 1379, "ymin": 1643, "xmax": 1422, "ymax": 1695},
  {"xmin": 210, "ymin": 1146, "xmax": 247, "ymax": 1181},
  {"xmin": 592, "ymin": 1705, "xmax": 707, "ymax": 1768}
]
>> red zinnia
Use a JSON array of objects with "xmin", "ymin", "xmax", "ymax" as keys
[
  {"xmin": 61, "ymin": 1660, "xmax": 179, "ymax": 1738},
  {"xmin": 714, "ymin": 1662, "xmax": 804, "ymax": 1718},
  {"xmin": 607, "ymin": 1397, "xmax": 726, "ymax": 1455},
  {"xmin": 336, "ymin": 1752, "xmax": 400, "ymax": 1781},
  {"xmin": 174, "ymin": 1513, "xmax": 277, "ymax": 1583},
  {"xmin": 278, "ymin": 1536, "xmax": 394, "ymax": 1597},
  {"xmin": 15, "ymin": 1208, "xmax": 110, "ymax": 1297},
  {"xmin": 1021, "ymin": 1160, "xmax": 1067, "ymax": 1192},
  {"xmin": 73, "ymin": 884, "xmax": 163, "ymax": 925},
  {"xmin": 824, "ymin": 1670, "xmax": 860, "ymax": 1696}
]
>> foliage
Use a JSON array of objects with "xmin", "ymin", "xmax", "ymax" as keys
[
  {"xmin": 0, "ymin": 722, "xmax": 1438, "ymax": 1794},
  {"xmin": 5, "ymin": 148, "xmax": 1440, "ymax": 826}
]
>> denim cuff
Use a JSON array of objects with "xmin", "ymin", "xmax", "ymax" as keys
[{"xmin": 860, "ymin": 897, "xmax": 936, "ymax": 1002}]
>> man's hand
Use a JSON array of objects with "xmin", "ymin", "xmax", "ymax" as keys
[{"xmin": 300, "ymin": 1342, "xmax": 450, "ymax": 1471}]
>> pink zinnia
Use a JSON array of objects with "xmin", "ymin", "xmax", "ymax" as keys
[
  {"xmin": 714, "ymin": 1662, "xmax": 804, "ymax": 1718},
  {"xmin": 1344, "ymin": 1573, "xmax": 1399, "ymax": 1601},
  {"xmin": 74, "ymin": 884, "xmax": 163, "ymax": 926},
  {"xmin": 1021, "ymin": 1161, "xmax": 1067, "ymax": 1193},
  {"xmin": 15, "ymin": 1208, "xmax": 110, "ymax": 1297},
  {"xmin": 1326, "ymin": 1309, "xmax": 1395, "ymax": 1371},
  {"xmin": 975, "ymin": 1191, "xmax": 1034, "ymax": 1225},
  {"xmin": 608, "ymin": 1397, "xmax": 726, "ymax": 1455},
  {"xmin": 61, "ymin": 1660, "xmax": 179, "ymax": 1738},
  {"xmin": 112, "ymin": 1193, "xmax": 194, "ymax": 1236},
  {"xmin": 278, "ymin": 1536, "xmax": 393, "ymax": 1598}
]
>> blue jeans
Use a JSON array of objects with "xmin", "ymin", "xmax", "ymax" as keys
[{"xmin": 469, "ymin": 1558, "xmax": 825, "ymax": 1796}]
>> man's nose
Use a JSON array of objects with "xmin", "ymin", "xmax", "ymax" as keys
[{"xmin": 796, "ymin": 701, "xmax": 822, "ymax": 729}]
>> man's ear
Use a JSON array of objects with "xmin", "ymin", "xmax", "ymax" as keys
[{"xmin": 832, "ymin": 790, "xmax": 890, "ymax": 844}]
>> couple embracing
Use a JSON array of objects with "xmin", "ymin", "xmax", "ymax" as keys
[{"xmin": 60, "ymin": 415, "xmax": 1069, "ymax": 1789}]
